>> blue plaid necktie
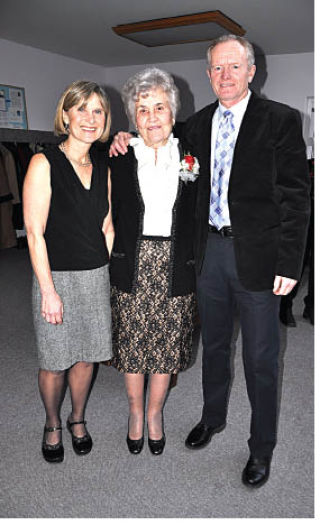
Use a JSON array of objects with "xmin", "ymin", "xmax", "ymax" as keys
[{"xmin": 209, "ymin": 110, "xmax": 235, "ymax": 229}]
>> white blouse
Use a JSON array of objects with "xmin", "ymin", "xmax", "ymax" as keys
[{"xmin": 129, "ymin": 134, "xmax": 181, "ymax": 236}]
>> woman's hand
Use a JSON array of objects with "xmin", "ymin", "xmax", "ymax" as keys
[
  {"xmin": 109, "ymin": 132, "xmax": 133, "ymax": 157},
  {"xmin": 41, "ymin": 290, "xmax": 64, "ymax": 324}
]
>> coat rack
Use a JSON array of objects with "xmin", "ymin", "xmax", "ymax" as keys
[{"xmin": 0, "ymin": 128, "xmax": 61, "ymax": 144}]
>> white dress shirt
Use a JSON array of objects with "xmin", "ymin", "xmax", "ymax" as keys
[
  {"xmin": 129, "ymin": 133, "xmax": 180, "ymax": 236},
  {"xmin": 210, "ymin": 90, "xmax": 252, "ymax": 226}
]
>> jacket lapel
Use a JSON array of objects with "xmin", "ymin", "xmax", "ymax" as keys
[
  {"xmin": 229, "ymin": 91, "xmax": 262, "ymax": 184},
  {"xmin": 233, "ymin": 92, "xmax": 261, "ymax": 152},
  {"xmin": 198, "ymin": 102, "xmax": 218, "ymax": 204},
  {"xmin": 130, "ymin": 148, "xmax": 145, "ymax": 213}
]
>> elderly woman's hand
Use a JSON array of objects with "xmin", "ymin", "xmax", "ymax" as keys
[
  {"xmin": 41, "ymin": 290, "xmax": 64, "ymax": 324},
  {"xmin": 109, "ymin": 132, "xmax": 133, "ymax": 157}
]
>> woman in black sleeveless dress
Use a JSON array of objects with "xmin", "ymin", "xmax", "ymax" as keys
[{"xmin": 23, "ymin": 81, "xmax": 114, "ymax": 463}]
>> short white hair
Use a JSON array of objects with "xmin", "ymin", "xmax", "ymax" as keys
[
  {"xmin": 121, "ymin": 67, "xmax": 180, "ymax": 125},
  {"xmin": 207, "ymin": 34, "xmax": 255, "ymax": 69}
]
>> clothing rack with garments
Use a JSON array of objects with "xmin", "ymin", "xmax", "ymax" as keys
[
  {"xmin": 0, "ymin": 129, "xmax": 60, "ymax": 250},
  {"xmin": 0, "ymin": 128, "xmax": 60, "ymax": 144}
]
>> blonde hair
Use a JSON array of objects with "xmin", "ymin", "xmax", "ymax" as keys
[{"xmin": 54, "ymin": 80, "xmax": 111, "ymax": 142}]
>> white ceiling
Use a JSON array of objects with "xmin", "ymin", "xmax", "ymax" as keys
[{"xmin": 0, "ymin": 0, "xmax": 314, "ymax": 67}]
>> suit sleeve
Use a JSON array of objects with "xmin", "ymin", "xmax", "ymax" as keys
[
  {"xmin": 275, "ymin": 108, "xmax": 310, "ymax": 279},
  {"xmin": 174, "ymin": 119, "xmax": 199, "ymax": 156}
]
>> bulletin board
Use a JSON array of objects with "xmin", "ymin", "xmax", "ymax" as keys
[{"xmin": 0, "ymin": 84, "xmax": 28, "ymax": 129}]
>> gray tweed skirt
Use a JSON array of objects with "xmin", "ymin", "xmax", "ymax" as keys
[{"xmin": 32, "ymin": 264, "xmax": 112, "ymax": 371}]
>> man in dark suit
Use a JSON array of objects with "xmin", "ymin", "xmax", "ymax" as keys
[
  {"xmin": 182, "ymin": 35, "xmax": 310, "ymax": 488},
  {"xmin": 109, "ymin": 34, "xmax": 310, "ymax": 488}
]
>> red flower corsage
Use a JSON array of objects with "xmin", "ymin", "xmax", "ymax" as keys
[{"xmin": 179, "ymin": 153, "xmax": 200, "ymax": 183}]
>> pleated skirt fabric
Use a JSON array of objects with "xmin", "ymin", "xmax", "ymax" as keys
[
  {"xmin": 32, "ymin": 264, "xmax": 112, "ymax": 370},
  {"xmin": 111, "ymin": 239, "xmax": 195, "ymax": 374}
]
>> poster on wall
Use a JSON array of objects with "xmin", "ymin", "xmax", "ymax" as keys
[
  {"xmin": 303, "ymin": 96, "xmax": 314, "ymax": 159},
  {"xmin": 0, "ymin": 84, "xmax": 28, "ymax": 129}
]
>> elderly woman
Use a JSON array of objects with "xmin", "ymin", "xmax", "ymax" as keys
[
  {"xmin": 109, "ymin": 68, "xmax": 198, "ymax": 455},
  {"xmin": 23, "ymin": 81, "xmax": 114, "ymax": 463}
]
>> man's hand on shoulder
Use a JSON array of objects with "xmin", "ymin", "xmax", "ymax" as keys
[
  {"xmin": 109, "ymin": 132, "xmax": 133, "ymax": 157},
  {"xmin": 273, "ymin": 275, "xmax": 297, "ymax": 295}
]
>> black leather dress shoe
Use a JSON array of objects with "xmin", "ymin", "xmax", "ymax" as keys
[
  {"xmin": 148, "ymin": 434, "xmax": 166, "ymax": 455},
  {"xmin": 279, "ymin": 306, "xmax": 296, "ymax": 327},
  {"xmin": 67, "ymin": 418, "xmax": 93, "ymax": 455},
  {"xmin": 185, "ymin": 422, "xmax": 225, "ymax": 449},
  {"xmin": 42, "ymin": 425, "xmax": 64, "ymax": 463},
  {"xmin": 242, "ymin": 455, "xmax": 271, "ymax": 488},
  {"xmin": 127, "ymin": 435, "xmax": 144, "ymax": 454}
]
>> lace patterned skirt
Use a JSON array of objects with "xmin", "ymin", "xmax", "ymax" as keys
[{"xmin": 111, "ymin": 238, "xmax": 195, "ymax": 374}]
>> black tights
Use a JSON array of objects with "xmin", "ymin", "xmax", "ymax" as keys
[{"xmin": 39, "ymin": 361, "xmax": 94, "ymax": 445}]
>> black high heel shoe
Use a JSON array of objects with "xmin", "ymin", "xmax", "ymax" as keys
[
  {"xmin": 126, "ymin": 417, "xmax": 144, "ymax": 454},
  {"xmin": 148, "ymin": 433, "xmax": 166, "ymax": 455},
  {"xmin": 66, "ymin": 418, "xmax": 92, "ymax": 455},
  {"xmin": 42, "ymin": 425, "xmax": 64, "ymax": 463},
  {"xmin": 126, "ymin": 434, "xmax": 144, "ymax": 454}
]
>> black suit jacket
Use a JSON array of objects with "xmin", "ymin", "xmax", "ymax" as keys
[
  {"xmin": 109, "ymin": 143, "xmax": 198, "ymax": 297},
  {"xmin": 180, "ymin": 92, "xmax": 310, "ymax": 291}
]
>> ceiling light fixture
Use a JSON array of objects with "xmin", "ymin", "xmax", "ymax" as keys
[{"xmin": 112, "ymin": 10, "xmax": 245, "ymax": 47}]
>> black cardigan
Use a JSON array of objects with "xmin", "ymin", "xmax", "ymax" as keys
[{"xmin": 109, "ymin": 145, "xmax": 198, "ymax": 297}]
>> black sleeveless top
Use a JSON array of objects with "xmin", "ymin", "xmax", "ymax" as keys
[{"xmin": 43, "ymin": 145, "xmax": 109, "ymax": 271}]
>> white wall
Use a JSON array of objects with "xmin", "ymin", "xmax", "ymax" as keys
[
  {"xmin": 259, "ymin": 53, "xmax": 314, "ymax": 117},
  {"xmin": 104, "ymin": 52, "xmax": 314, "ymax": 124},
  {"xmin": 0, "ymin": 38, "xmax": 107, "ymax": 130},
  {"xmin": 0, "ymin": 38, "xmax": 314, "ymax": 133}
]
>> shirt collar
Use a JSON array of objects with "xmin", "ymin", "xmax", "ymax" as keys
[
  {"xmin": 218, "ymin": 89, "xmax": 251, "ymax": 119},
  {"xmin": 129, "ymin": 133, "xmax": 178, "ymax": 151},
  {"xmin": 129, "ymin": 133, "xmax": 180, "ymax": 169}
]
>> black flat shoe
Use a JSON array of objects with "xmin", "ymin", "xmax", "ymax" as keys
[
  {"xmin": 148, "ymin": 434, "xmax": 166, "ymax": 455},
  {"xmin": 242, "ymin": 455, "xmax": 271, "ymax": 488},
  {"xmin": 42, "ymin": 425, "xmax": 64, "ymax": 463},
  {"xmin": 126, "ymin": 435, "xmax": 144, "ymax": 454},
  {"xmin": 185, "ymin": 421, "xmax": 226, "ymax": 449},
  {"xmin": 66, "ymin": 418, "xmax": 92, "ymax": 455}
]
